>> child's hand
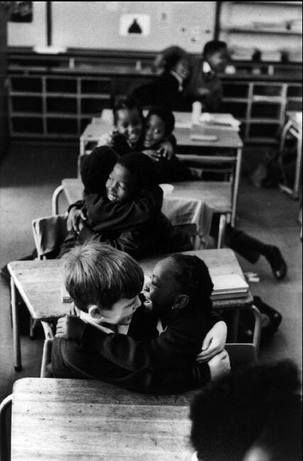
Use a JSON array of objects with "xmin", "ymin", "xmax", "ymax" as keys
[
  {"xmin": 55, "ymin": 315, "xmax": 86, "ymax": 340},
  {"xmin": 196, "ymin": 321, "xmax": 227, "ymax": 363},
  {"xmin": 67, "ymin": 208, "xmax": 85, "ymax": 234},
  {"xmin": 208, "ymin": 350, "xmax": 231, "ymax": 381},
  {"xmin": 97, "ymin": 131, "xmax": 113, "ymax": 147},
  {"xmin": 158, "ymin": 140, "xmax": 174, "ymax": 160},
  {"xmin": 142, "ymin": 149, "xmax": 162, "ymax": 162}
]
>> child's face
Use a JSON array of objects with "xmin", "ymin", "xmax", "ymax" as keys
[
  {"xmin": 173, "ymin": 57, "xmax": 190, "ymax": 81},
  {"xmin": 144, "ymin": 114, "xmax": 166, "ymax": 149},
  {"xmin": 106, "ymin": 164, "xmax": 135, "ymax": 202},
  {"xmin": 148, "ymin": 258, "xmax": 180, "ymax": 311},
  {"xmin": 207, "ymin": 49, "xmax": 229, "ymax": 73},
  {"xmin": 101, "ymin": 295, "xmax": 141, "ymax": 326},
  {"xmin": 115, "ymin": 108, "xmax": 143, "ymax": 146}
]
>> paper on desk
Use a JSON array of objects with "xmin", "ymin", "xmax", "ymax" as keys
[{"xmin": 200, "ymin": 113, "xmax": 241, "ymax": 130}]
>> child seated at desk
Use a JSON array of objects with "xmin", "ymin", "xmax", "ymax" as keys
[
  {"xmin": 52, "ymin": 242, "xmax": 229, "ymax": 393},
  {"xmin": 97, "ymin": 96, "xmax": 188, "ymax": 183},
  {"xmin": 63, "ymin": 149, "xmax": 177, "ymax": 260}
]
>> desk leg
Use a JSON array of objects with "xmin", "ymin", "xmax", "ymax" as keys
[
  {"xmin": 250, "ymin": 304, "xmax": 262, "ymax": 356},
  {"xmin": 217, "ymin": 214, "xmax": 226, "ymax": 248},
  {"xmin": 230, "ymin": 309, "xmax": 240, "ymax": 342},
  {"xmin": 231, "ymin": 148, "xmax": 242, "ymax": 227},
  {"xmin": 10, "ymin": 277, "xmax": 22, "ymax": 371},
  {"xmin": 293, "ymin": 131, "xmax": 302, "ymax": 200}
]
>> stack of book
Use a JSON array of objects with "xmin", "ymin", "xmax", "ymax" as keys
[{"xmin": 211, "ymin": 274, "xmax": 249, "ymax": 301}]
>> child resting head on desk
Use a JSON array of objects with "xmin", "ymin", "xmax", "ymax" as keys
[
  {"xmin": 63, "ymin": 147, "xmax": 192, "ymax": 260},
  {"xmin": 52, "ymin": 241, "xmax": 230, "ymax": 394}
]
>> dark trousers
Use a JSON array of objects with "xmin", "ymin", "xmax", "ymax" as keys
[{"xmin": 211, "ymin": 215, "xmax": 268, "ymax": 264}]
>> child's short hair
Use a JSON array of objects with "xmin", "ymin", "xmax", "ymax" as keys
[
  {"xmin": 168, "ymin": 254, "xmax": 213, "ymax": 307},
  {"xmin": 113, "ymin": 95, "xmax": 143, "ymax": 125},
  {"xmin": 64, "ymin": 242, "xmax": 144, "ymax": 312},
  {"xmin": 117, "ymin": 152, "xmax": 159, "ymax": 191},
  {"xmin": 81, "ymin": 146, "xmax": 118, "ymax": 195},
  {"xmin": 203, "ymin": 40, "xmax": 227, "ymax": 59},
  {"xmin": 190, "ymin": 359, "xmax": 301, "ymax": 461},
  {"xmin": 146, "ymin": 106, "xmax": 175, "ymax": 136}
]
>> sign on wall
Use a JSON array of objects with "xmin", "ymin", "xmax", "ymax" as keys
[{"xmin": 119, "ymin": 14, "xmax": 151, "ymax": 36}]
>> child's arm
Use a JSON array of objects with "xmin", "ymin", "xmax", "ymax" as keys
[
  {"xmin": 83, "ymin": 186, "xmax": 163, "ymax": 233},
  {"xmin": 195, "ymin": 321, "xmax": 228, "ymax": 363}
]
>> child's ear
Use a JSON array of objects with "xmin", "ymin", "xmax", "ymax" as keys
[
  {"xmin": 88, "ymin": 305, "xmax": 104, "ymax": 322},
  {"xmin": 172, "ymin": 294, "xmax": 189, "ymax": 310}
]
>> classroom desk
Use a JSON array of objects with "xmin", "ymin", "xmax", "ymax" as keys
[
  {"xmin": 280, "ymin": 111, "xmax": 302, "ymax": 199},
  {"xmin": 54, "ymin": 178, "xmax": 232, "ymax": 246},
  {"xmin": 8, "ymin": 249, "xmax": 261, "ymax": 372},
  {"xmin": 8, "ymin": 378, "xmax": 193, "ymax": 461},
  {"xmin": 79, "ymin": 113, "xmax": 243, "ymax": 226}
]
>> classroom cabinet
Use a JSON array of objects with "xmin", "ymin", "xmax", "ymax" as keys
[
  {"xmin": 8, "ymin": 68, "xmax": 302, "ymax": 143},
  {"xmin": 221, "ymin": 80, "xmax": 301, "ymax": 144}
]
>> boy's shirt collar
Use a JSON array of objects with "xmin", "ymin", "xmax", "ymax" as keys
[
  {"xmin": 170, "ymin": 70, "xmax": 184, "ymax": 92},
  {"xmin": 202, "ymin": 60, "xmax": 216, "ymax": 79}
]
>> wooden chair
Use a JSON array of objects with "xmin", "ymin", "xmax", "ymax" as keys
[
  {"xmin": 32, "ymin": 214, "xmax": 67, "ymax": 260},
  {"xmin": 30, "ymin": 215, "xmax": 67, "ymax": 338},
  {"xmin": 225, "ymin": 342, "xmax": 257, "ymax": 370}
]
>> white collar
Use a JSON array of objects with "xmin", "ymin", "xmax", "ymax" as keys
[
  {"xmin": 202, "ymin": 61, "xmax": 212, "ymax": 74},
  {"xmin": 170, "ymin": 70, "xmax": 183, "ymax": 91}
]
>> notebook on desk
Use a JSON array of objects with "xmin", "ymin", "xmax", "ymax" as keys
[{"xmin": 211, "ymin": 274, "xmax": 249, "ymax": 300}]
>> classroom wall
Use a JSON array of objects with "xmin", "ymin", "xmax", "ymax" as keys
[{"xmin": 8, "ymin": 1, "xmax": 216, "ymax": 53}]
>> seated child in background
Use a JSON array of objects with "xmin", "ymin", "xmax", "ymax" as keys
[
  {"xmin": 131, "ymin": 46, "xmax": 192, "ymax": 111},
  {"xmin": 63, "ymin": 149, "xmax": 174, "ymax": 260},
  {"xmin": 52, "ymin": 242, "xmax": 230, "ymax": 393},
  {"xmin": 190, "ymin": 359, "xmax": 302, "ymax": 461}
]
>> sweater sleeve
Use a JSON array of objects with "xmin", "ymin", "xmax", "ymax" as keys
[{"xmin": 83, "ymin": 187, "xmax": 163, "ymax": 233}]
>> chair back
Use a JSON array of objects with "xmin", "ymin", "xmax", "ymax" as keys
[
  {"xmin": 225, "ymin": 343, "xmax": 257, "ymax": 371},
  {"xmin": 32, "ymin": 214, "xmax": 67, "ymax": 259}
]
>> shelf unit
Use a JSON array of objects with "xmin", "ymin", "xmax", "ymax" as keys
[
  {"xmin": 221, "ymin": 79, "xmax": 302, "ymax": 143},
  {"xmin": 8, "ymin": 74, "xmax": 113, "ymax": 138},
  {"xmin": 218, "ymin": 1, "xmax": 302, "ymax": 62}
]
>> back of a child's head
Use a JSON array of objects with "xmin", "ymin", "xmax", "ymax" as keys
[
  {"xmin": 154, "ymin": 46, "xmax": 188, "ymax": 74},
  {"xmin": 190, "ymin": 359, "xmax": 301, "ymax": 461},
  {"xmin": 64, "ymin": 241, "xmax": 144, "ymax": 312},
  {"xmin": 168, "ymin": 254, "xmax": 213, "ymax": 307},
  {"xmin": 116, "ymin": 152, "xmax": 159, "ymax": 192},
  {"xmin": 113, "ymin": 95, "xmax": 143, "ymax": 125},
  {"xmin": 146, "ymin": 106, "xmax": 175, "ymax": 137},
  {"xmin": 81, "ymin": 146, "xmax": 118, "ymax": 195}
]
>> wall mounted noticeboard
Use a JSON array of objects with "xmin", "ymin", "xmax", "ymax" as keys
[{"xmin": 8, "ymin": 1, "xmax": 216, "ymax": 52}]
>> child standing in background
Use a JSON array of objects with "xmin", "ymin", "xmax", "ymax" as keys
[{"xmin": 52, "ymin": 242, "xmax": 229, "ymax": 393}]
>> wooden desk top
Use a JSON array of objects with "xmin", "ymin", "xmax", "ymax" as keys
[
  {"xmin": 61, "ymin": 178, "xmax": 232, "ymax": 213},
  {"xmin": 8, "ymin": 249, "xmax": 251, "ymax": 322},
  {"xmin": 11, "ymin": 378, "xmax": 194, "ymax": 460},
  {"xmin": 174, "ymin": 124, "xmax": 243, "ymax": 149},
  {"xmin": 81, "ymin": 116, "xmax": 243, "ymax": 149}
]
